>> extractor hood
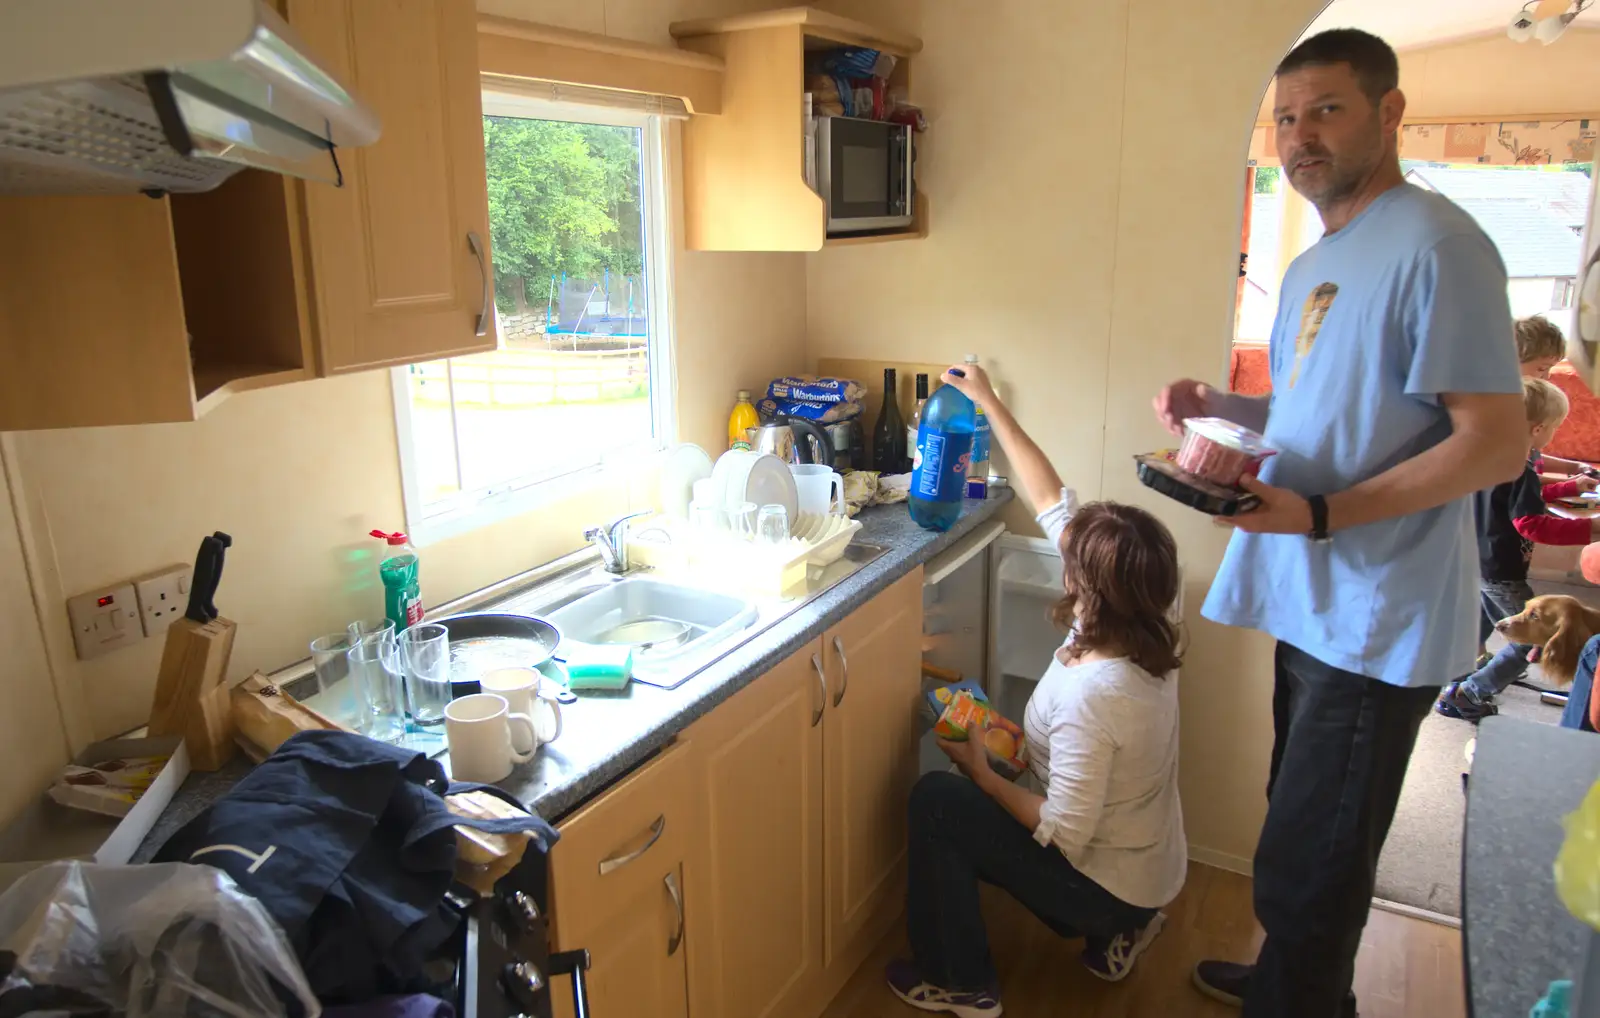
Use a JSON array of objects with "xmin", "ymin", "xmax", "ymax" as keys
[{"xmin": 0, "ymin": 0, "xmax": 380, "ymax": 196}]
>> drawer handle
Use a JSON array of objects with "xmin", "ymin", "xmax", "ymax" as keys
[
  {"xmin": 832, "ymin": 636, "xmax": 849, "ymax": 708},
  {"xmin": 810, "ymin": 653, "xmax": 826, "ymax": 727},
  {"xmin": 665, "ymin": 870, "xmax": 685, "ymax": 956},
  {"xmin": 468, "ymin": 230, "xmax": 490, "ymax": 337},
  {"xmin": 597, "ymin": 814, "xmax": 665, "ymax": 876}
]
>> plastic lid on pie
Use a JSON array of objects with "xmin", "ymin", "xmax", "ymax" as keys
[{"xmin": 1182, "ymin": 417, "xmax": 1275, "ymax": 455}]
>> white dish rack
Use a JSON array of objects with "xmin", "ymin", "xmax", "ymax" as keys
[{"xmin": 628, "ymin": 512, "xmax": 862, "ymax": 594}]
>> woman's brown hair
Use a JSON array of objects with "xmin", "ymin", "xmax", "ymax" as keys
[{"xmin": 1051, "ymin": 502, "xmax": 1184, "ymax": 676}]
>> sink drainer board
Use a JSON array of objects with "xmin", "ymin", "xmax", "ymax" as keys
[{"xmin": 544, "ymin": 577, "xmax": 760, "ymax": 689}]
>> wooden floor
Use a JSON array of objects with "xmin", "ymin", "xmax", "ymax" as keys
[{"xmin": 820, "ymin": 864, "xmax": 1464, "ymax": 1018}]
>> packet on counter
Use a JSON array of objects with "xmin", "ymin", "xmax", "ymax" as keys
[
  {"xmin": 48, "ymin": 754, "xmax": 170, "ymax": 818},
  {"xmin": 927, "ymin": 684, "xmax": 1027, "ymax": 781}
]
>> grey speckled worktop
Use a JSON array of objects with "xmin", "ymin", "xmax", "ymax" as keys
[
  {"xmin": 1464, "ymin": 716, "xmax": 1600, "ymax": 1018},
  {"xmin": 133, "ymin": 491, "xmax": 1013, "ymax": 860}
]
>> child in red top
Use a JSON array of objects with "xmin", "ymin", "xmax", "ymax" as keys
[
  {"xmin": 1515, "ymin": 315, "xmax": 1598, "ymax": 497},
  {"xmin": 1440, "ymin": 378, "xmax": 1600, "ymax": 722}
]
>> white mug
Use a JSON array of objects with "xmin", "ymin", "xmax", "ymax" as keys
[
  {"xmin": 445, "ymin": 693, "xmax": 536, "ymax": 783},
  {"xmin": 479, "ymin": 667, "xmax": 564, "ymax": 755},
  {"xmin": 790, "ymin": 463, "xmax": 846, "ymax": 516}
]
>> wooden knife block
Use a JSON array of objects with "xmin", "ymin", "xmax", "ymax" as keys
[{"xmin": 148, "ymin": 616, "xmax": 238, "ymax": 771}]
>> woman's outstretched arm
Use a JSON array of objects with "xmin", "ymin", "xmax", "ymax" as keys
[{"xmin": 938, "ymin": 364, "xmax": 1064, "ymax": 516}]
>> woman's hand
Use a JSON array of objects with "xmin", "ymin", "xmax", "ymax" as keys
[
  {"xmin": 1576, "ymin": 474, "xmax": 1600, "ymax": 495},
  {"xmin": 941, "ymin": 364, "xmax": 999, "ymax": 411},
  {"xmin": 937, "ymin": 730, "xmax": 991, "ymax": 782}
]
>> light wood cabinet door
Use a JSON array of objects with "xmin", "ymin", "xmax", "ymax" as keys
[
  {"xmin": 289, "ymin": 0, "xmax": 495, "ymax": 373},
  {"xmin": 549, "ymin": 739, "xmax": 692, "ymax": 1018},
  {"xmin": 822, "ymin": 567, "xmax": 924, "ymax": 974},
  {"xmin": 684, "ymin": 640, "xmax": 826, "ymax": 1018},
  {"xmin": 552, "ymin": 860, "xmax": 690, "ymax": 1018}
]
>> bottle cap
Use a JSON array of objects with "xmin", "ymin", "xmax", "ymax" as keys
[
  {"xmin": 737, "ymin": 389, "xmax": 750, "ymax": 400},
  {"xmin": 370, "ymin": 529, "xmax": 410, "ymax": 546},
  {"xmin": 964, "ymin": 354, "xmax": 979, "ymax": 364}
]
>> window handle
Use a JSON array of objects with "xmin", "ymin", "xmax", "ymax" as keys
[{"xmin": 468, "ymin": 231, "xmax": 490, "ymax": 337}]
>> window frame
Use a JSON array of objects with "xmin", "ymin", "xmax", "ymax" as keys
[{"xmin": 392, "ymin": 93, "xmax": 676, "ymax": 547}]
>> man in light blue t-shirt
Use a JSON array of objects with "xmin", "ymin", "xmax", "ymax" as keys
[{"xmin": 1155, "ymin": 29, "xmax": 1525, "ymax": 1018}]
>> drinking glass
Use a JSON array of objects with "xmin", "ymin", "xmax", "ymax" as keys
[
  {"xmin": 347, "ymin": 636, "xmax": 405, "ymax": 742},
  {"xmin": 309, "ymin": 633, "xmax": 365, "ymax": 730},
  {"xmin": 727, "ymin": 501, "xmax": 758, "ymax": 540},
  {"xmin": 348, "ymin": 617, "xmax": 395, "ymax": 648},
  {"xmin": 401, "ymin": 623, "xmax": 453, "ymax": 726},
  {"xmin": 690, "ymin": 500, "xmax": 724, "ymax": 531},
  {"xmin": 756, "ymin": 504, "xmax": 789, "ymax": 544}
]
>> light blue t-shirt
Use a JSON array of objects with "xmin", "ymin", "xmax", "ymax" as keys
[{"xmin": 1203, "ymin": 184, "xmax": 1520, "ymax": 687}]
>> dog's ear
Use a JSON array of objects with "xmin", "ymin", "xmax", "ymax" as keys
[{"xmin": 1541, "ymin": 608, "xmax": 1590, "ymax": 688}]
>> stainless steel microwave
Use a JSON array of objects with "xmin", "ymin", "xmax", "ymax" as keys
[{"xmin": 815, "ymin": 116, "xmax": 914, "ymax": 235}]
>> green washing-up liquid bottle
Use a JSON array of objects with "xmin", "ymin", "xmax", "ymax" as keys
[{"xmin": 371, "ymin": 530, "xmax": 423, "ymax": 630}]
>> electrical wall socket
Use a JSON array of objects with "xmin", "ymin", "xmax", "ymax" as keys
[
  {"xmin": 134, "ymin": 564, "xmax": 191, "ymax": 637},
  {"xmin": 66, "ymin": 583, "xmax": 142, "ymax": 660}
]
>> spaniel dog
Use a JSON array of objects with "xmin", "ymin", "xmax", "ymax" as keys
[{"xmin": 1495, "ymin": 595, "xmax": 1600, "ymax": 688}]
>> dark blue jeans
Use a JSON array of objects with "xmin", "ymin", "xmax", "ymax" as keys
[
  {"xmin": 1560, "ymin": 635, "xmax": 1599, "ymax": 732},
  {"xmin": 905, "ymin": 770, "xmax": 1157, "ymax": 991},
  {"xmin": 1246, "ymin": 643, "xmax": 1438, "ymax": 1018},
  {"xmin": 1461, "ymin": 579, "xmax": 1536, "ymax": 702}
]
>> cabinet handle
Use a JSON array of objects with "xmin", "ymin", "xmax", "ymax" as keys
[
  {"xmin": 664, "ymin": 870, "xmax": 685, "ymax": 956},
  {"xmin": 832, "ymin": 636, "xmax": 849, "ymax": 707},
  {"xmin": 810, "ymin": 653, "xmax": 827, "ymax": 727},
  {"xmin": 597, "ymin": 814, "xmax": 665, "ymax": 876},
  {"xmin": 467, "ymin": 230, "xmax": 490, "ymax": 337}
]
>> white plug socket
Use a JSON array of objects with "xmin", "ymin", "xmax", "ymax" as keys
[
  {"xmin": 134, "ymin": 564, "xmax": 192, "ymax": 637},
  {"xmin": 66, "ymin": 583, "xmax": 142, "ymax": 660}
]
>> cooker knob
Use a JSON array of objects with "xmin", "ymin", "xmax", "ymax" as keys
[
  {"xmin": 505, "ymin": 960, "xmax": 545, "ymax": 996},
  {"xmin": 510, "ymin": 890, "xmax": 541, "ymax": 924}
]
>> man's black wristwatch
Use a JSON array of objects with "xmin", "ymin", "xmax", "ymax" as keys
[{"xmin": 1307, "ymin": 494, "xmax": 1332, "ymax": 544}]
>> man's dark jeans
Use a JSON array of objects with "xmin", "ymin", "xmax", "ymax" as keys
[
  {"xmin": 1560, "ymin": 634, "xmax": 1600, "ymax": 732},
  {"xmin": 905, "ymin": 770, "xmax": 1157, "ymax": 991},
  {"xmin": 1244, "ymin": 643, "xmax": 1438, "ymax": 1018}
]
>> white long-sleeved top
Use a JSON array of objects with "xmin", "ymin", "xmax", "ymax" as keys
[{"xmin": 1021, "ymin": 490, "xmax": 1187, "ymax": 909}]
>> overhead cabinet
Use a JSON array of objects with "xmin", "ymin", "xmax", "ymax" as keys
[
  {"xmin": 670, "ymin": 7, "xmax": 924, "ymax": 252},
  {"xmin": 0, "ymin": 0, "xmax": 494, "ymax": 432}
]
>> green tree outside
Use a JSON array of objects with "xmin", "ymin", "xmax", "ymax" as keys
[{"xmin": 482, "ymin": 116, "xmax": 644, "ymax": 314}]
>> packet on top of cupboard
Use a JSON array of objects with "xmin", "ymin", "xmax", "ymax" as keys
[{"xmin": 927, "ymin": 684, "xmax": 1027, "ymax": 781}]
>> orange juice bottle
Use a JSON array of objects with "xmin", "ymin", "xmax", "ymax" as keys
[{"xmin": 728, "ymin": 390, "xmax": 759, "ymax": 451}]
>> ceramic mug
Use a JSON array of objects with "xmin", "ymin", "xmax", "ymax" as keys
[
  {"xmin": 445, "ymin": 693, "xmax": 537, "ymax": 782},
  {"xmin": 790, "ymin": 463, "xmax": 846, "ymax": 516},
  {"xmin": 479, "ymin": 667, "xmax": 564, "ymax": 755}
]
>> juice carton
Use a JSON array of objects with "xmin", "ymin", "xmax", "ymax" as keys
[{"xmin": 928, "ymin": 684, "xmax": 1027, "ymax": 781}]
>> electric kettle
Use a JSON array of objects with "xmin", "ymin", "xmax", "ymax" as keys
[{"xmin": 746, "ymin": 416, "xmax": 831, "ymax": 465}]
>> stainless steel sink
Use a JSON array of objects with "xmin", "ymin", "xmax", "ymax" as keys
[{"xmin": 500, "ymin": 540, "xmax": 890, "ymax": 690}]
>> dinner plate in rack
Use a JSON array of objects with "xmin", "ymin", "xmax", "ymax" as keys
[{"xmin": 729, "ymin": 452, "xmax": 799, "ymax": 523}]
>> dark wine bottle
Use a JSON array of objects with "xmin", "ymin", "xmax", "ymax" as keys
[{"xmin": 873, "ymin": 367, "xmax": 908, "ymax": 474}]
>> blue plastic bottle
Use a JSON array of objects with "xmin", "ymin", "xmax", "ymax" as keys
[{"xmin": 909, "ymin": 369, "xmax": 977, "ymax": 532}]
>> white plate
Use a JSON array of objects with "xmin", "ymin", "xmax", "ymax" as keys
[
  {"xmin": 730, "ymin": 453, "xmax": 799, "ymax": 523},
  {"xmin": 660, "ymin": 443, "xmax": 713, "ymax": 519},
  {"xmin": 710, "ymin": 449, "xmax": 756, "ymax": 510}
]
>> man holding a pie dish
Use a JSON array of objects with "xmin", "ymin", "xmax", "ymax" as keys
[{"xmin": 1151, "ymin": 28, "xmax": 1527, "ymax": 1018}]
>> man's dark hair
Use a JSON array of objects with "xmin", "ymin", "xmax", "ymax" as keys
[{"xmin": 1276, "ymin": 28, "xmax": 1399, "ymax": 105}]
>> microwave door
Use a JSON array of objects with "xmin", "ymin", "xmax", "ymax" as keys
[{"xmin": 821, "ymin": 118, "xmax": 913, "ymax": 233}]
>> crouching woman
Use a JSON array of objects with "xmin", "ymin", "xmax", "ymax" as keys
[{"xmin": 887, "ymin": 364, "xmax": 1187, "ymax": 1018}]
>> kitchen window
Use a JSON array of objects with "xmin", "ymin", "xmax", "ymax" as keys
[{"xmin": 394, "ymin": 91, "xmax": 676, "ymax": 544}]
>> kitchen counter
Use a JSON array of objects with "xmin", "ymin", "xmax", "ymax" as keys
[
  {"xmin": 134, "ymin": 491, "xmax": 1015, "ymax": 859},
  {"xmin": 1464, "ymin": 716, "xmax": 1600, "ymax": 1017}
]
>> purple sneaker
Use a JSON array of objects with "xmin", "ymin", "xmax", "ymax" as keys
[
  {"xmin": 1081, "ymin": 912, "xmax": 1166, "ymax": 982},
  {"xmin": 884, "ymin": 960, "xmax": 1003, "ymax": 1018},
  {"xmin": 1436, "ymin": 682, "xmax": 1498, "ymax": 723}
]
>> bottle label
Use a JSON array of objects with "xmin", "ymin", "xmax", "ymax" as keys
[
  {"xmin": 971, "ymin": 411, "xmax": 991, "ymax": 466},
  {"xmin": 404, "ymin": 591, "xmax": 424, "ymax": 627},
  {"xmin": 912, "ymin": 429, "xmax": 974, "ymax": 502},
  {"xmin": 731, "ymin": 440, "xmax": 751, "ymax": 452}
]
